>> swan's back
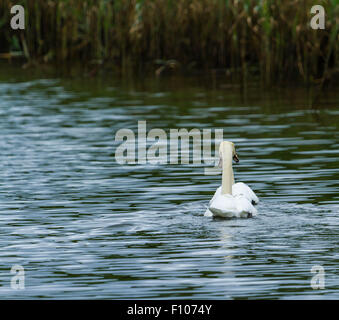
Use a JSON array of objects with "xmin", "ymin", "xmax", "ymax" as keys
[
  {"xmin": 208, "ymin": 193, "xmax": 257, "ymax": 218},
  {"xmin": 232, "ymin": 182, "xmax": 259, "ymax": 205},
  {"xmin": 205, "ymin": 183, "xmax": 259, "ymax": 218}
]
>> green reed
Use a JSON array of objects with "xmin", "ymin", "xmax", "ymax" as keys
[{"xmin": 0, "ymin": 0, "xmax": 337, "ymax": 84}]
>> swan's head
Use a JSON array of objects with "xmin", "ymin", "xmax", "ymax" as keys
[{"xmin": 219, "ymin": 141, "xmax": 239, "ymax": 165}]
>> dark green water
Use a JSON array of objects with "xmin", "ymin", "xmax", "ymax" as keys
[{"xmin": 0, "ymin": 65, "xmax": 338, "ymax": 299}]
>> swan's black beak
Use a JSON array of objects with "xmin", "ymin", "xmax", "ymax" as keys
[{"xmin": 233, "ymin": 153, "xmax": 239, "ymax": 163}]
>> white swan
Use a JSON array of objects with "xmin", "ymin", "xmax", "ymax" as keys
[{"xmin": 204, "ymin": 141, "xmax": 259, "ymax": 218}]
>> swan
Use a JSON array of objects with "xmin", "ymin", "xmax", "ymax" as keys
[{"xmin": 204, "ymin": 141, "xmax": 259, "ymax": 218}]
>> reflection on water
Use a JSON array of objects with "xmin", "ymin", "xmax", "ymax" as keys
[{"xmin": 0, "ymin": 67, "xmax": 338, "ymax": 299}]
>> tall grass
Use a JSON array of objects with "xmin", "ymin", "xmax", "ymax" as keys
[{"xmin": 0, "ymin": 0, "xmax": 338, "ymax": 83}]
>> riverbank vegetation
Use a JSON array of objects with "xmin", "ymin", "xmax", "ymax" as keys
[{"xmin": 0, "ymin": 0, "xmax": 338, "ymax": 84}]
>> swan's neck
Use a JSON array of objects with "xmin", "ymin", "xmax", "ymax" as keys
[{"xmin": 221, "ymin": 147, "xmax": 235, "ymax": 195}]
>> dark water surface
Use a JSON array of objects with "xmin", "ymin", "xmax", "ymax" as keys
[{"xmin": 0, "ymin": 66, "xmax": 338, "ymax": 299}]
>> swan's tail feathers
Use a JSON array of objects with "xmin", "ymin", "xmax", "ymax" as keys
[
  {"xmin": 252, "ymin": 193, "xmax": 259, "ymax": 205},
  {"xmin": 235, "ymin": 196, "xmax": 258, "ymax": 218},
  {"xmin": 204, "ymin": 208, "xmax": 213, "ymax": 217}
]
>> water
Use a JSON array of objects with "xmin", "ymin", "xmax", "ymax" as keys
[{"xmin": 0, "ymin": 66, "xmax": 338, "ymax": 299}]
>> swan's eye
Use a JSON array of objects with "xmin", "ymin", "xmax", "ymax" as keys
[{"xmin": 233, "ymin": 153, "xmax": 239, "ymax": 163}]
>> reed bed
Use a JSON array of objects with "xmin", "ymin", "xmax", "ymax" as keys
[{"xmin": 0, "ymin": 0, "xmax": 338, "ymax": 83}]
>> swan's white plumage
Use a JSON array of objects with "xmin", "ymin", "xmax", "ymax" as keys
[
  {"xmin": 232, "ymin": 182, "xmax": 259, "ymax": 205},
  {"xmin": 208, "ymin": 193, "xmax": 257, "ymax": 218},
  {"xmin": 204, "ymin": 141, "xmax": 259, "ymax": 218},
  {"xmin": 208, "ymin": 183, "xmax": 259, "ymax": 206},
  {"xmin": 204, "ymin": 183, "xmax": 258, "ymax": 218}
]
